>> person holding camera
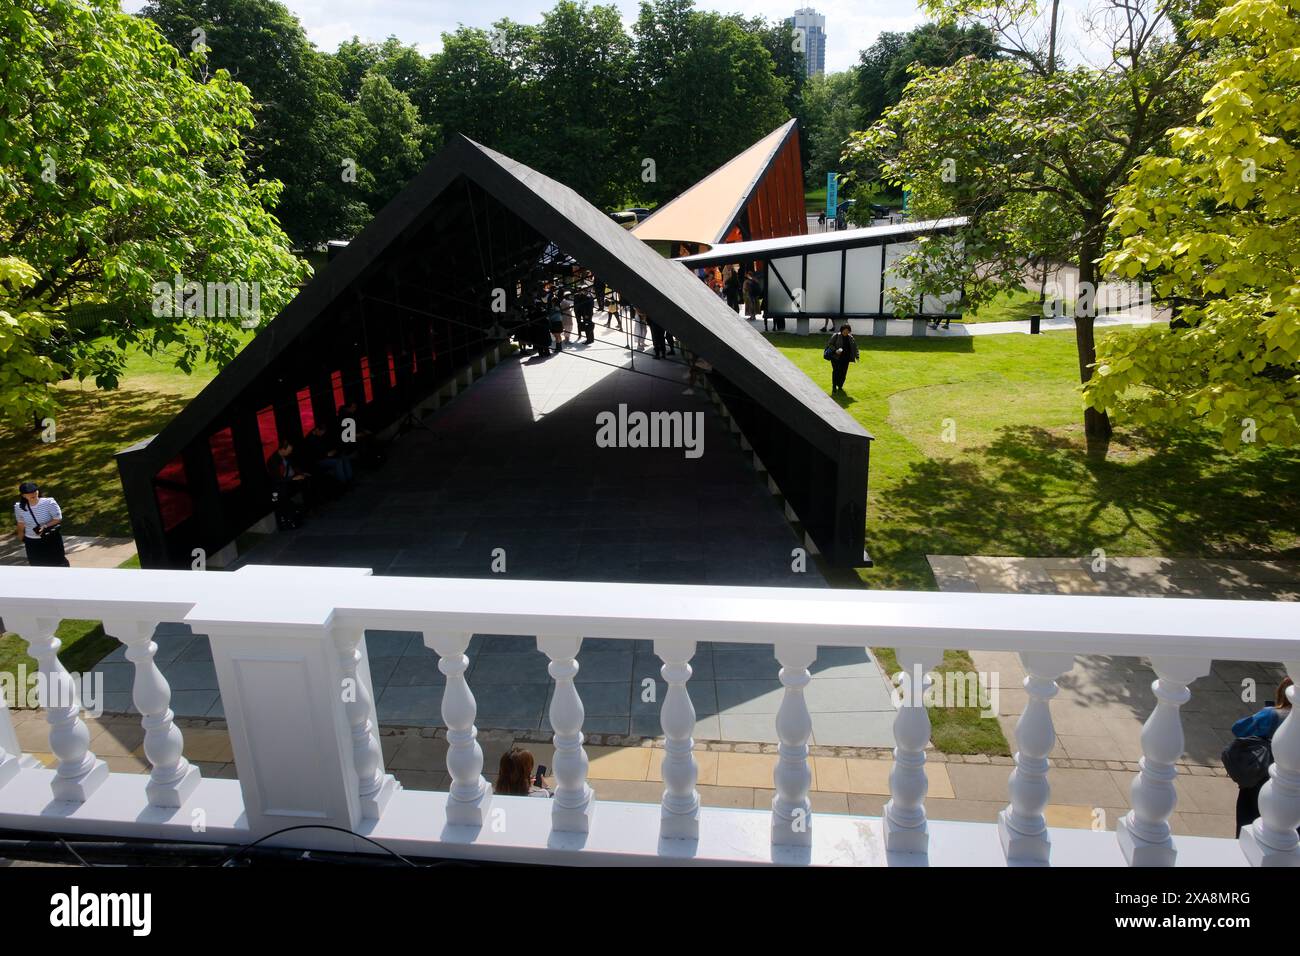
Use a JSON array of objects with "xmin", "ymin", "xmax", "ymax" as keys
[{"xmin": 13, "ymin": 481, "xmax": 70, "ymax": 567}]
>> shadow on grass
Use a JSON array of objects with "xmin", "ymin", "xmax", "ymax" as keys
[
  {"xmin": 870, "ymin": 424, "xmax": 1300, "ymax": 579},
  {"xmin": 865, "ymin": 423, "xmax": 1299, "ymax": 757},
  {"xmin": 0, "ymin": 387, "xmax": 192, "ymax": 537}
]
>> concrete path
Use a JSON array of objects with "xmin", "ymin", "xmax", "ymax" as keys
[
  {"xmin": 0, "ymin": 535, "xmax": 135, "ymax": 568},
  {"xmin": 919, "ymin": 309, "xmax": 1161, "ymax": 337}
]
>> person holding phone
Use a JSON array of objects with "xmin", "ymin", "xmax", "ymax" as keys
[
  {"xmin": 13, "ymin": 480, "xmax": 70, "ymax": 567},
  {"xmin": 495, "ymin": 746, "xmax": 552, "ymax": 798}
]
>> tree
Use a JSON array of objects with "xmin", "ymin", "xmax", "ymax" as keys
[
  {"xmin": 845, "ymin": 0, "xmax": 1209, "ymax": 442},
  {"xmin": 1086, "ymin": 0, "xmax": 1300, "ymax": 449},
  {"xmin": 800, "ymin": 71, "xmax": 860, "ymax": 186},
  {"xmin": 0, "ymin": 0, "xmax": 307, "ymax": 421},
  {"xmin": 140, "ymin": 0, "xmax": 369, "ymax": 247},
  {"xmin": 332, "ymin": 37, "xmax": 436, "ymax": 119},
  {"xmin": 529, "ymin": 2, "xmax": 636, "ymax": 209},
  {"xmin": 855, "ymin": 22, "xmax": 995, "ymax": 129},
  {"xmin": 425, "ymin": 23, "xmax": 540, "ymax": 163},
  {"xmin": 350, "ymin": 73, "xmax": 429, "ymax": 215},
  {"xmin": 633, "ymin": 0, "xmax": 791, "ymax": 204}
]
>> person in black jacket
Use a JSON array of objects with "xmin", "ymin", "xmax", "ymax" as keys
[
  {"xmin": 267, "ymin": 440, "xmax": 312, "ymax": 528},
  {"xmin": 826, "ymin": 324, "xmax": 860, "ymax": 392},
  {"xmin": 573, "ymin": 280, "xmax": 596, "ymax": 344}
]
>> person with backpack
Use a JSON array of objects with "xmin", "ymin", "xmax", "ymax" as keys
[
  {"xmin": 13, "ymin": 480, "xmax": 70, "ymax": 567},
  {"xmin": 1226, "ymin": 675, "xmax": 1294, "ymax": 836},
  {"xmin": 824, "ymin": 324, "xmax": 859, "ymax": 393}
]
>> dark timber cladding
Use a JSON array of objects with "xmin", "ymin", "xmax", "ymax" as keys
[{"xmin": 117, "ymin": 136, "xmax": 872, "ymax": 569}]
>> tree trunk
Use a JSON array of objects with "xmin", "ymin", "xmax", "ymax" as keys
[{"xmin": 1075, "ymin": 233, "xmax": 1113, "ymax": 443}]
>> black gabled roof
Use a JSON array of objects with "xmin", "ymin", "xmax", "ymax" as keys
[{"xmin": 121, "ymin": 135, "xmax": 870, "ymax": 475}]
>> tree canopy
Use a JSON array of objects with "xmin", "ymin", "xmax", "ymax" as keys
[
  {"xmin": 0, "ymin": 0, "xmax": 306, "ymax": 421},
  {"xmin": 844, "ymin": 0, "xmax": 1209, "ymax": 440},
  {"xmin": 1086, "ymin": 0, "xmax": 1300, "ymax": 449}
]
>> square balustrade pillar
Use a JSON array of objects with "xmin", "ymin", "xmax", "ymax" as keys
[{"xmin": 201, "ymin": 621, "xmax": 366, "ymax": 844}]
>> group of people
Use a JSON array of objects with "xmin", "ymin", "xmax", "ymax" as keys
[
  {"xmin": 695, "ymin": 263, "xmax": 765, "ymax": 327},
  {"xmin": 265, "ymin": 399, "xmax": 377, "ymax": 530},
  {"xmin": 513, "ymin": 270, "xmax": 682, "ymax": 361}
]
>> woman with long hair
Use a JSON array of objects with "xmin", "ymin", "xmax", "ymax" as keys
[{"xmin": 496, "ymin": 747, "xmax": 552, "ymax": 798}]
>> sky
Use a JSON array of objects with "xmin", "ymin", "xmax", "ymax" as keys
[{"xmin": 120, "ymin": 0, "xmax": 1119, "ymax": 73}]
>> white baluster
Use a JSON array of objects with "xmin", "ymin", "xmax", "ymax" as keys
[
  {"xmin": 1241, "ymin": 661, "xmax": 1300, "ymax": 866},
  {"xmin": 7, "ymin": 615, "xmax": 107, "ymax": 802},
  {"xmin": 334, "ymin": 626, "xmax": 399, "ymax": 819},
  {"xmin": 424, "ymin": 631, "xmax": 491, "ymax": 826},
  {"xmin": 884, "ymin": 647, "xmax": 942, "ymax": 853},
  {"xmin": 772, "ymin": 642, "xmax": 815, "ymax": 847},
  {"xmin": 655, "ymin": 639, "xmax": 699, "ymax": 840},
  {"xmin": 101, "ymin": 619, "xmax": 202, "ymax": 808},
  {"xmin": 998, "ymin": 651, "xmax": 1075, "ymax": 863},
  {"xmin": 538, "ymin": 635, "xmax": 594, "ymax": 833},
  {"xmin": 1117, "ymin": 656, "xmax": 1210, "ymax": 866},
  {"xmin": 0, "ymin": 684, "xmax": 19, "ymax": 789}
]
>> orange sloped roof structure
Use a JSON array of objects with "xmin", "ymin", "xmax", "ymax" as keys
[{"xmin": 632, "ymin": 119, "xmax": 806, "ymax": 251}]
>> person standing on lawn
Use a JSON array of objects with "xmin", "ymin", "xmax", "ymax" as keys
[
  {"xmin": 13, "ymin": 480, "xmax": 70, "ymax": 566},
  {"xmin": 825, "ymin": 324, "xmax": 859, "ymax": 393}
]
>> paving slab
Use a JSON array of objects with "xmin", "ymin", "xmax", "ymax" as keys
[{"xmin": 932, "ymin": 554, "xmax": 1295, "ymax": 768}]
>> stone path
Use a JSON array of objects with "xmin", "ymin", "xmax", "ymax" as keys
[
  {"xmin": 0, "ymin": 535, "xmax": 135, "ymax": 568},
  {"xmin": 7, "ymin": 711, "xmax": 1239, "ymax": 839}
]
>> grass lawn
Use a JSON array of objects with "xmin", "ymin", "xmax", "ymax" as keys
[
  {"xmin": 774, "ymin": 328, "xmax": 1300, "ymax": 590},
  {"xmin": 963, "ymin": 288, "xmax": 1044, "ymax": 324},
  {"xmin": 0, "ymin": 339, "xmax": 237, "ymax": 538},
  {"xmin": 777, "ymin": 328, "xmax": 1300, "ymax": 752},
  {"xmin": 0, "ymin": 339, "xmax": 229, "ymax": 701}
]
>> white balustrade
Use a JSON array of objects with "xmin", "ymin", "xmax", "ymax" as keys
[
  {"xmin": 425, "ymin": 631, "xmax": 492, "ymax": 826},
  {"xmin": 334, "ymin": 625, "xmax": 399, "ymax": 819},
  {"xmin": 101, "ymin": 618, "xmax": 202, "ymax": 809},
  {"xmin": 772, "ymin": 642, "xmax": 815, "ymax": 847},
  {"xmin": 6, "ymin": 614, "xmax": 108, "ymax": 802},
  {"xmin": 1116, "ymin": 656, "xmax": 1211, "ymax": 866},
  {"xmin": 0, "ymin": 567, "xmax": 1295, "ymax": 866},
  {"xmin": 538, "ymin": 635, "xmax": 595, "ymax": 833},
  {"xmin": 884, "ymin": 647, "xmax": 942, "ymax": 853},
  {"xmin": 1240, "ymin": 661, "xmax": 1300, "ymax": 866},
  {"xmin": 0, "ymin": 689, "xmax": 18, "ymax": 790},
  {"xmin": 655, "ymin": 638, "xmax": 699, "ymax": 840},
  {"xmin": 998, "ymin": 651, "xmax": 1075, "ymax": 863}
]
